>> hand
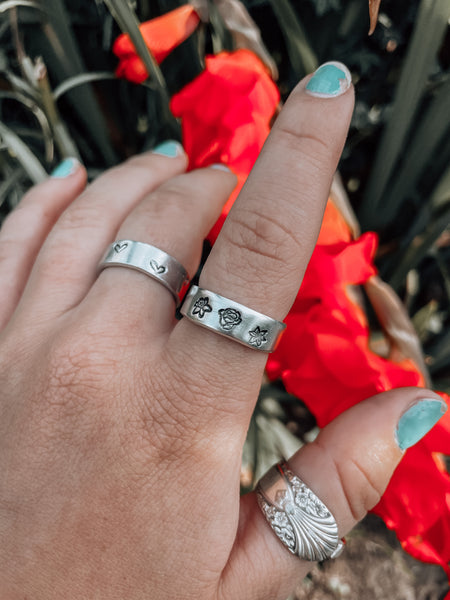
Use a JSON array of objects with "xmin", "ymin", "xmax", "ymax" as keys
[{"xmin": 0, "ymin": 66, "xmax": 445, "ymax": 600}]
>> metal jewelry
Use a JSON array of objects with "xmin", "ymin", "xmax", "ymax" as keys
[
  {"xmin": 256, "ymin": 461, "xmax": 345, "ymax": 561},
  {"xmin": 180, "ymin": 285, "xmax": 286, "ymax": 352},
  {"xmin": 99, "ymin": 240, "xmax": 189, "ymax": 305}
]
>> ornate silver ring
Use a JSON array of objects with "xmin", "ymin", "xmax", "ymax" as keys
[
  {"xmin": 180, "ymin": 285, "xmax": 286, "ymax": 352},
  {"xmin": 256, "ymin": 461, "xmax": 345, "ymax": 561},
  {"xmin": 99, "ymin": 240, "xmax": 189, "ymax": 305}
]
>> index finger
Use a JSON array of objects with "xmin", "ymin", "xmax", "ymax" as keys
[{"xmin": 171, "ymin": 62, "xmax": 354, "ymax": 410}]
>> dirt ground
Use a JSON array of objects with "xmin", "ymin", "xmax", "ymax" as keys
[{"xmin": 292, "ymin": 515, "xmax": 449, "ymax": 600}]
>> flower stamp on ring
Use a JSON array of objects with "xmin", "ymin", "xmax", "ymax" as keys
[
  {"xmin": 218, "ymin": 308, "xmax": 242, "ymax": 331},
  {"xmin": 248, "ymin": 326, "xmax": 268, "ymax": 347},
  {"xmin": 192, "ymin": 297, "xmax": 212, "ymax": 319}
]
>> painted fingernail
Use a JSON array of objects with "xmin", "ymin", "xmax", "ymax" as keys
[
  {"xmin": 50, "ymin": 157, "xmax": 80, "ymax": 178},
  {"xmin": 151, "ymin": 140, "xmax": 184, "ymax": 158},
  {"xmin": 306, "ymin": 61, "xmax": 352, "ymax": 98},
  {"xmin": 210, "ymin": 164, "xmax": 232, "ymax": 173},
  {"xmin": 396, "ymin": 399, "xmax": 447, "ymax": 450}
]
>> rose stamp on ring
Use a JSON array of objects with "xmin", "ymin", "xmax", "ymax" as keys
[{"xmin": 218, "ymin": 308, "xmax": 242, "ymax": 331}]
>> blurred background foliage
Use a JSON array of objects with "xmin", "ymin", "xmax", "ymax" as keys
[{"xmin": 0, "ymin": 0, "xmax": 449, "ymax": 399}]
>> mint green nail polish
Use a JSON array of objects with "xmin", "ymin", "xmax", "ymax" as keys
[
  {"xmin": 396, "ymin": 399, "xmax": 447, "ymax": 450},
  {"xmin": 306, "ymin": 61, "xmax": 352, "ymax": 98},
  {"xmin": 50, "ymin": 157, "xmax": 80, "ymax": 178},
  {"xmin": 210, "ymin": 164, "xmax": 232, "ymax": 173},
  {"xmin": 152, "ymin": 140, "xmax": 183, "ymax": 158}
]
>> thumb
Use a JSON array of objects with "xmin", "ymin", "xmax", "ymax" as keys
[{"xmin": 221, "ymin": 387, "xmax": 447, "ymax": 600}]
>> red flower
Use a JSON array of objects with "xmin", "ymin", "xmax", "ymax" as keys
[
  {"xmin": 267, "ymin": 200, "xmax": 450, "ymax": 580},
  {"xmin": 170, "ymin": 49, "xmax": 279, "ymax": 241},
  {"xmin": 113, "ymin": 5, "xmax": 200, "ymax": 84}
]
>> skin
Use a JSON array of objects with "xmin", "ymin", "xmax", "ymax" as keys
[{"xmin": 0, "ymin": 75, "xmax": 442, "ymax": 600}]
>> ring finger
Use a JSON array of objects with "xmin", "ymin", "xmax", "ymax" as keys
[{"xmin": 84, "ymin": 165, "xmax": 237, "ymax": 337}]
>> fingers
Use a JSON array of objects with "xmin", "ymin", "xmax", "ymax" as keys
[
  {"xmin": 84, "ymin": 166, "xmax": 237, "ymax": 337},
  {"xmin": 0, "ymin": 159, "xmax": 87, "ymax": 331},
  {"xmin": 13, "ymin": 144, "xmax": 188, "ymax": 326},
  {"xmin": 171, "ymin": 64, "xmax": 355, "ymax": 415},
  {"xmin": 221, "ymin": 388, "xmax": 447, "ymax": 600}
]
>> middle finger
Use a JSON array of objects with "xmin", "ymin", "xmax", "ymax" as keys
[{"xmin": 171, "ymin": 64, "xmax": 355, "ymax": 420}]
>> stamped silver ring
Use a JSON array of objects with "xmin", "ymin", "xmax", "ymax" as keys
[
  {"xmin": 99, "ymin": 240, "xmax": 189, "ymax": 305},
  {"xmin": 180, "ymin": 285, "xmax": 286, "ymax": 352},
  {"xmin": 256, "ymin": 461, "xmax": 345, "ymax": 562}
]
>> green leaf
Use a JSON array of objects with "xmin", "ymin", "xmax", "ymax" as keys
[
  {"xmin": 37, "ymin": 0, "xmax": 118, "ymax": 165},
  {"xmin": 378, "ymin": 76, "xmax": 450, "ymax": 226},
  {"xmin": 0, "ymin": 0, "xmax": 42, "ymax": 14},
  {"xmin": 0, "ymin": 120, "xmax": 47, "ymax": 183},
  {"xmin": 388, "ymin": 200, "xmax": 450, "ymax": 291},
  {"xmin": 0, "ymin": 90, "xmax": 54, "ymax": 163},
  {"xmin": 360, "ymin": 0, "xmax": 450, "ymax": 229},
  {"xmin": 267, "ymin": 0, "xmax": 318, "ymax": 78},
  {"xmin": 53, "ymin": 72, "xmax": 117, "ymax": 102}
]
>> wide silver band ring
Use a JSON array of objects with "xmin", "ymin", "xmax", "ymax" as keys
[
  {"xmin": 99, "ymin": 240, "xmax": 189, "ymax": 305},
  {"xmin": 180, "ymin": 285, "xmax": 286, "ymax": 352},
  {"xmin": 256, "ymin": 461, "xmax": 345, "ymax": 561}
]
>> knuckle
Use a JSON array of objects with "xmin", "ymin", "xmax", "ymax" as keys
[
  {"xmin": 274, "ymin": 122, "xmax": 331, "ymax": 173},
  {"xmin": 333, "ymin": 452, "xmax": 382, "ymax": 522},
  {"xmin": 0, "ymin": 204, "xmax": 42, "ymax": 244},
  {"xmin": 312, "ymin": 438, "xmax": 383, "ymax": 526},
  {"xmin": 55, "ymin": 197, "xmax": 98, "ymax": 233},
  {"xmin": 221, "ymin": 207, "xmax": 301, "ymax": 279},
  {"xmin": 134, "ymin": 370, "xmax": 199, "ymax": 448},
  {"xmin": 40, "ymin": 331, "xmax": 117, "ymax": 417},
  {"xmin": 150, "ymin": 180, "xmax": 192, "ymax": 212},
  {"xmin": 129, "ymin": 358, "xmax": 238, "ymax": 465}
]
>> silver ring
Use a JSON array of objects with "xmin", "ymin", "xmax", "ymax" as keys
[
  {"xmin": 99, "ymin": 240, "xmax": 189, "ymax": 305},
  {"xmin": 180, "ymin": 285, "xmax": 286, "ymax": 352},
  {"xmin": 256, "ymin": 461, "xmax": 345, "ymax": 561}
]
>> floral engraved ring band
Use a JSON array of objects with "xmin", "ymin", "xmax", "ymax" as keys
[
  {"xmin": 257, "ymin": 461, "xmax": 345, "ymax": 561},
  {"xmin": 99, "ymin": 240, "xmax": 189, "ymax": 306},
  {"xmin": 180, "ymin": 285, "xmax": 286, "ymax": 352}
]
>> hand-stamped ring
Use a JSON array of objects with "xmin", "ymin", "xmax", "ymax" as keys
[
  {"xmin": 256, "ymin": 461, "xmax": 345, "ymax": 562},
  {"xmin": 180, "ymin": 285, "xmax": 286, "ymax": 352},
  {"xmin": 99, "ymin": 240, "xmax": 189, "ymax": 305}
]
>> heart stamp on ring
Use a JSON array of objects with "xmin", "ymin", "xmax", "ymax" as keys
[
  {"xmin": 149, "ymin": 260, "xmax": 166, "ymax": 275},
  {"xmin": 114, "ymin": 242, "xmax": 128, "ymax": 253}
]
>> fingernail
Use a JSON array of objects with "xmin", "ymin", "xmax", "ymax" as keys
[
  {"xmin": 151, "ymin": 140, "xmax": 184, "ymax": 158},
  {"xmin": 306, "ymin": 61, "xmax": 352, "ymax": 98},
  {"xmin": 50, "ymin": 157, "xmax": 80, "ymax": 178},
  {"xmin": 396, "ymin": 399, "xmax": 447, "ymax": 450},
  {"xmin": 209, "ymin": 164, "xmax": 232, "ymax": 173}
]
